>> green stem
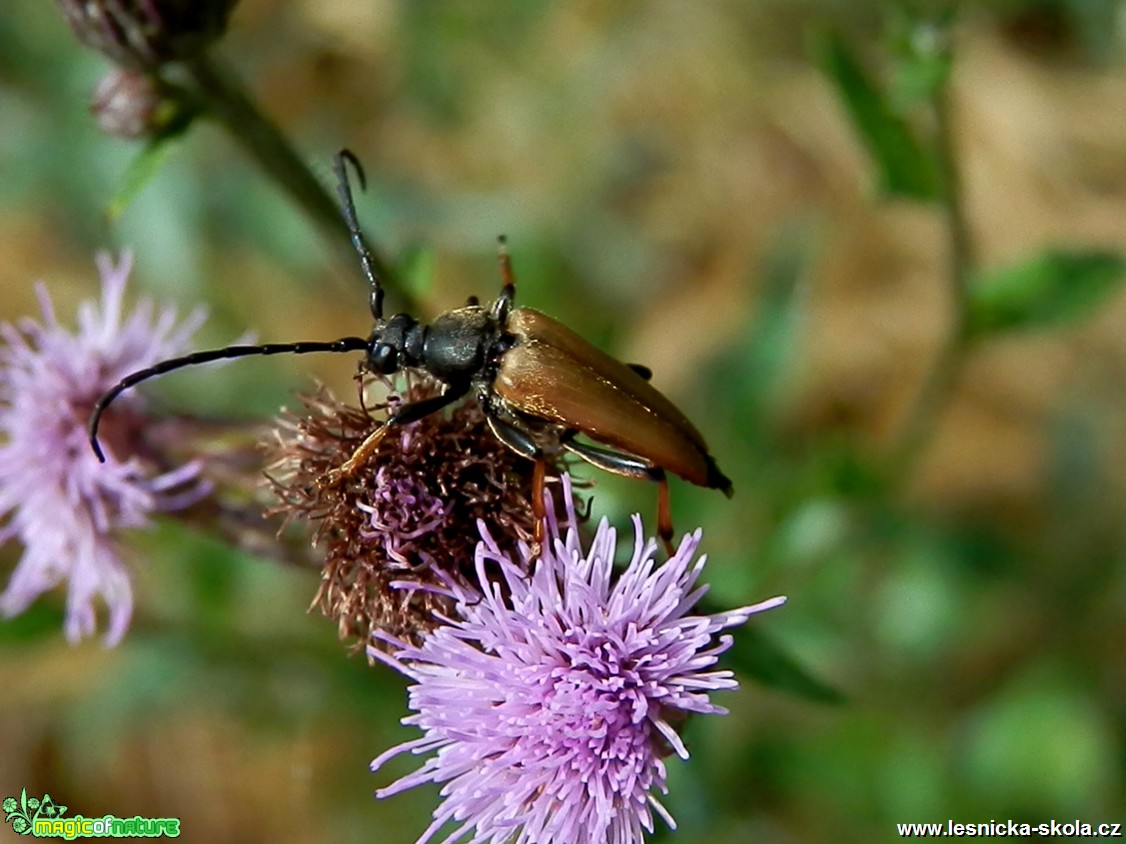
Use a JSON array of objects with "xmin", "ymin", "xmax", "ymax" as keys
[
  {"xmin": 177, "ymin": 53, "xmax": 419, "ymax": 313},
  {"xmin": 889, "ymin": 68, "xmax": 975, "ymax": 476},
  {"xmin": 934, "ymin": 79, "xmax": 974, "ymax": 308}
]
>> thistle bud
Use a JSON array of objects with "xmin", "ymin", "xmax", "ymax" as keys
[
  {"xmin": 57, "ymin": 0, "xmax": 238, "ymax": 70},
  {"xmin": 91, "ymin": 67, "xmax": 172, "ymax": 139}
]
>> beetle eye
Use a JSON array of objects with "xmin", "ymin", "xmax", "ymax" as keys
[{"xmin": 369, "ymin": 344, "xmax": 397, "ymax": 374}]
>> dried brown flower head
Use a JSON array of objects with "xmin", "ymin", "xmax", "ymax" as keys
[{"xmin": 264, "ymin": 374, "xmax": 560, "ymax": 652}]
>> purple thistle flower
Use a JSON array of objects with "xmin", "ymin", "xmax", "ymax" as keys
[
  {"xmin": 0, "ymin": 252, "xmax": 209, "ymax": 645},
  {"xmin": 370, "ymin": 475, "xmax": 785, "ymax": 844}
]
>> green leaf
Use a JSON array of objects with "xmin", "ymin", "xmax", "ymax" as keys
[
  {"xmin": 814, "ymin": 29, "xmax": 941, "ymax": 201},
  {"xmin": 968, "ymin": 250, "xmax": 1126, "ymax": 335},
  {"xmin": 104, "ymin": 99, "xmax": 197, "ymax": 221},
  {"xmin": 105, "ymin": 134, "xmax": 182, "ymax": 222},
  {"xmin": 728, "ymin": 626, "xmax": 846, "ymax": 705}
]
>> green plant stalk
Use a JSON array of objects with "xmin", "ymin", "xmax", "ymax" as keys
[
  {"xmin": 179, "ymin": 53, "xmax": 419, "ymax": 313},
  {"xmin": 889, "ymin": 73, "xmax": 975, "ymax": 475}
]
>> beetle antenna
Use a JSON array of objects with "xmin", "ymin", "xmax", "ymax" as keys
[
  {"xmin": 87, "ymin": 336, "xmax": 369, "ymax": 463},
  {"xmin": 496, "ymin": 234, "xmax": 515, "ymax": 294},
  {"xmin": 494, "ymin": 234, "xmax": 515, "ymax": 320},
  {"xmin": 334, "ymin": 149, "xmax": 384, "ymax": 322}
]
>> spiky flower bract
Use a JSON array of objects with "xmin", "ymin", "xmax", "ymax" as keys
[
  {"xmin": 370, "ymin": 475, "xmax": 786, "ymax": 844},
  {"xmin": 265, "ymin": 375, "xmax": 558, "ymax": 651},
  {"xmin": 0, "ymin": 252, "xmax": 209, "ymax": 644}
]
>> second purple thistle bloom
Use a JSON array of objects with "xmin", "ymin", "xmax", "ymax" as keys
[
  {"xmin": 370, "ymin": 475, "xmax": 785, "ymax": 844},
  {"xmin": 0, "ymin": 253, "xmax": 209, "ymax": 644}
]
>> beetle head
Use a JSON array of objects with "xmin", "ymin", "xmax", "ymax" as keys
[{"xmin": 366, "ymin": 313, "xmax": 424, "ymax": 375}]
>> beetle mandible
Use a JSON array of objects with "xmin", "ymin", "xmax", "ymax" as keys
[{"xmin": 88, "ymin": 150, "xmax": 733, "ymax": 548}]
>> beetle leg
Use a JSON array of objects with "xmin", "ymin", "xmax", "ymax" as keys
[
  {"xmin": 388, "ymin": 387, "xmax": 468, "ymax": 425},
  {"xmin": 320, "ymin": 424, "xmax": 391, "ymax": 488},
  {"xmin": 531, "ymin": 457, "xmax": 547, "ymax": 547},
  {"xmin": 562, "ymin": 439, "xmax": 676, "ymax": 554},
  {"xmin": 562, "ymin": 438, "xmax": 661, "ymax": 481},
  {"xmin": 486, "ymin": 415, "xmax": 549, "ymax": 549},
  {"xmin": 486, "ymin": 415, "xmax": 539, "ymax": 460},
  {"xmin": 656, "ymin": 473, "xmax": 673, "ymax": 553},
  {"xmin": 627, "ymin": 363, "xmax": 653, "ymax": 381},
  {"xmin": 320, "ymin": 387, "xmax": 467, "ymax": 487}
]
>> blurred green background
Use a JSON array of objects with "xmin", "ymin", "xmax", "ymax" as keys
[{"xmin": 1, "ymin": 1, "xmax": 1124, "ymax": 841}]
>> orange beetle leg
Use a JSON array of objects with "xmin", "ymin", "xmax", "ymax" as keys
[
  {"xmin": 531, "ymin": 457, "xmax": 547, "ymax": 553},
  {"xmin": 657, "ymin": 475, "xmax": 675, "ymax": 556},
  {"xmin": 319, "ymin": 423, "xmax": 390, "ymax": 488},
  {"xmin": 322, "ymin": 389, "xmax": 466, "ymax": 489}
]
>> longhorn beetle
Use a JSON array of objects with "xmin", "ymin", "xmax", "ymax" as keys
[{"xmin": 88, "ymin": 150, "xmax": 733, "ymax": 548}]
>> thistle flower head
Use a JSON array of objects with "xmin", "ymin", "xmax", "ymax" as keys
[
  {"xmin": 265, "ymin": 376, "xmax": 557, "ymax": 651},
  {"xmin": 370, "ymin": 475, "xmax": 785, "ymax": 844},
  {"xmin": 0, "ymin": 252, "xmax": 209, "ymax": 644},
  {"xmin": 58, "ymin": 0, "xmax": 238, "ymax": 70}
]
